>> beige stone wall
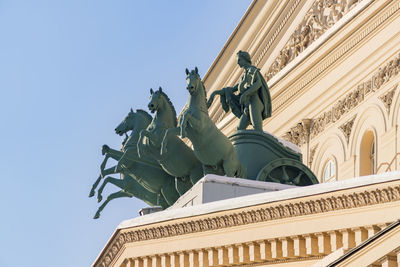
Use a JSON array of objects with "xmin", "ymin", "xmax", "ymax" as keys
[
  {"xmin": 206, "ymin": 0, "xmax": 400, "ymax": 183},
  {"xmin": 94, "ymin": 176, "xmax": 400, "ymax": 267}
]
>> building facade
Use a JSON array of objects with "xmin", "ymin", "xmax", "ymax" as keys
[{"xmin": 94, "ymin": 0, "xmax": 400, "ymax": 266}]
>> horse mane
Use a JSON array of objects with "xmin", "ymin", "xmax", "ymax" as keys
[
  {"xmin": 158, "ymin": 91, "xmax": 177, "ymax": 127},
  {"xmin": 191, "ymin": 70, "xmax": 208, "ymax": 104},
  {"xmin": 136, "ymin": 109, "xmax": 153, "ymax": 123}
]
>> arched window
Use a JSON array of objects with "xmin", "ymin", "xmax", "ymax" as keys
[
  {"xmin": 322, "ymin": 159, "xmax": 336, "ymax": 182},
  {"xmin": 360, "ymin": 130, "xmax": 376, "ymax": 176}
]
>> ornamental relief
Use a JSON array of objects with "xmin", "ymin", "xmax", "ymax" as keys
[
  {"xmin": 339, "ymin": 116, "xmax": 356, "ymax": 144},
  {"xmin": 379, "ymin": 84, "xmax": 398, "ymax": 115},
  {"xmin": 283, "ymin": 53, "xmax": 400, "ymax": 145},
  {"xmin": 96, "ymin": 184, "xmax": 400, "ymax": 267},
  {"xmin": 266, "ymin": 0, "xmax": 362, "ymax": 81}
]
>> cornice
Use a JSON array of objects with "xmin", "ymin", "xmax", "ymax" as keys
[
  {"xmin": 283, "ymin": 53, "xmax": 400, "ymax": 145},
  {"xmin": 95, "ymin": 182, "xmax": 400, "ymax": 266},
  {"xmin": 214, "ymin": 0, "xmax": 400, "ymax": 135},
  {"xmin": 272, "ymin": 0, "xmax": 400, "ymax": 114},
  {"xmin": 209, "ymin": 0, "xmax": 305, "ymax": 124}
]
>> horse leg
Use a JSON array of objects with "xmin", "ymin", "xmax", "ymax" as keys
[
  {"xmin": 90, "ymin": 166, "xmax": 120, "ymax": 197},
  {"xmin": 93, "ymin": 191, "xmax": 132, "ymax": 219},
  {"xmin": 89, "ymin": 175, "xmax": 102, "ymax": 197},
  {"xmin": 89, "ymin": 155, "xmax": 114, "ymax": 197},
  {"xmin": 175, "ymin": 177, "xmax": 192, "ymax": 196},
  {"xmin": 97, "ymin": 176, "xmax": 125, "ymax": 203},
  {"xmin": 189, "ymin": 164, "xmax": 205, "ymax": 185},
  {"xmin": 222, "ymin": 152, "xmax": 246, "ymax": 178},
  {"xmin": 160, "ymin": 179, "xmax": 180, "ymax": 206},
  {"xmin": 161, "ymin": 127, "xmax": 180, "ymax": 155},
  {"xmin": 137, "ymin": 130, "xmax": 149, "ymax": 158}
]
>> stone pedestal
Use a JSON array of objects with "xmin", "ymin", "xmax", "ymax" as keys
[{"xmin": 169, "ymin": 174, "xmax": 296, "ymax": 209}]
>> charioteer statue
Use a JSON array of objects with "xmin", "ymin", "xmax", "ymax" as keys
[{"xmin": 207, "ymin": 50, "xmax": 272, "ymax": 132}]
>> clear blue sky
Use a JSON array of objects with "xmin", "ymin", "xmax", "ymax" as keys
[{"xmin": 0, "ymin": 1, "xmax": 251, "ymax": 266}]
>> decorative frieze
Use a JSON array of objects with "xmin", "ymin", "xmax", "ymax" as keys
[
  {"xmin": 266, "ymin": 0, "xmax": 362, "ymax": 81},
  {"xmin": 283, "ymin": 53, "xmax": 400, "ymax": 144},
  {"xmin": 96, "ymin": 184, "xmax": 400, "ymax": 266},
  {"xmin": 379, "ymin": 84, "xmax": 398, "ymax": 115},
  {"xmin": 339, "ymin": 116, "xmax": 356, "ymax": 144}
]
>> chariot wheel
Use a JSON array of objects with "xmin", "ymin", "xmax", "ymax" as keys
[{"xmin": 256, "ymin": 158, "xmax": 318, "ymax": 186}]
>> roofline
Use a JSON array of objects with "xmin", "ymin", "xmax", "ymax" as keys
[
  {"xmin": 92, "ymin": 228, "xmax": 120, "ymax": 267},
  {"xmin": 202, "ymin": 0, "xmax": 256, "ymax": 82},
  {"xmin": 327, "ymin": 219, "xmax": 400, "ymax": 266}
]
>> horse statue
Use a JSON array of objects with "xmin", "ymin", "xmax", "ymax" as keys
[
  {"xmin": 137, "ymin": 87, "xmax": 204, "ymax": 193},
  {"xmin": 89, "ymin": 109, "xmax": 179, "ymax": 218},
  {"xmin": 162, "ymin": 67, "xmax": 246, "ymax": 178}
]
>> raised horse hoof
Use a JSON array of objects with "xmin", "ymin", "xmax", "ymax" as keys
[
  {"xmin": 97, "ymin": 195, "xmax": 103, "ymax": 203},
  {"xmin": 93, "ymin": 212, "xmax": 100, "ymax": 219},
  {"xmin": 101, "ymin": 145, "xmax": 110, "ymax": 155},
  {"xmin": 88, "ymin": 189, "xmax": 95, "ymax": 198}
]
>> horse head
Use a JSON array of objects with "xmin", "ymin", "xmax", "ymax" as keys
[
  {"xmin": 115, "ymin": 108, "xmax": 152, "ymax": 135},
  {"xmin": 185, "ymin": 67, "xmax": 202, "ymax": 95},
  {"xmin": 115, "ymin": 108, "xmax": 136, "ymax": 136},
  {"xmin": 148, "ymin": 87, "xmax": 165, "ymax": 113},
  {"xmin": 148, "ymin": 87, "xmax": 177, "ymax": 128}
]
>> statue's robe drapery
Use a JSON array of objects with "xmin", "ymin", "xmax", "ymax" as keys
[{"xmin": 220, "ymin": 67, "xmax": 272, "ymax": 120}]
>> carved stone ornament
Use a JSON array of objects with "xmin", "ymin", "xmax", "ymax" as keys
[
  {"xmin": 266, "ymin": 0, "xmax": 362, "ymax": 81},
  {"xmin": 95, "ymin": 184, "xmax": 400, "ymax": 266},
  {"xmin": 339, "ymin": 116, "xmax": 356, "ymax": 144},
  {"xmin": 379, "ymin": 84, "xmax": 398, "ymax": 114},
  {"xmin": 284, "ymin": 53, "xmax": 400, "ymax": 144},
  {"xmin": 283, "ymin": 119, "xmax": 313, "ymax": 146},
  {"xmin": 309, "ymin": 144, "xmax": 318, "ymax": 167}
]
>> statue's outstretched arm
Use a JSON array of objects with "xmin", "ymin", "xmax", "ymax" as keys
[{"xmin": 207, "ymin": 89, "xmax": 224, "ymax": 108}]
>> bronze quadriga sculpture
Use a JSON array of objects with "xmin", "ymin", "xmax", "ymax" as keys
[{"xmin": 90, "ymin": 51, "xmax": 318, "ymax": 218}]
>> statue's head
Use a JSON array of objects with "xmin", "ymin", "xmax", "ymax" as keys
[
  {"xmin": 237, "ymin": 50, "xmax": 251, "ymax": 67},
  {"xmin": 115, "ymin": 108, "xmax": 135, "ymax": 135},
  {"xmin": 185, "ymin": 67, "xmax": 200, "ymax": 94},
  {"xmin": 148, "ymin": 87, "xmax": 163, "ymax": 113}
]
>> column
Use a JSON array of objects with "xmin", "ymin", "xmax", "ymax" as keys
[
  {"xmin": 237, "ymin": 244, "xmax": 250, "ymax": 263},
  {"xmin": 352, "ymin": 227, "xmax": 368, "ymax": 246},
  {"xmin": 280, "ymin": 237, "xmax": 295, "ymax": 258},
  {"xmin": 292, "ymin": 236, "xmax": 306, "ymax": 257},
  {"xmin": 226, "ymin": 245, "xmax": 238, "ymax": 265},
  {"xmin": 257, "ymin": 240, "xmax": 272, "ymax": 260},
  {"xmin": 179, "ymin": 252, "xmax": 189, "ymax": 267},
  {"xmin": 316, "ymin": 232, "xmax": 331, "ymax": 254},
  {"xmin": 304, "ymin": 234, "xmax": 319, "ymax": 256},
  {"xmin": 169, "ymin": 253, "xmax": 179, "ymax": 267},
  {"xmin": 152, "ymin": 255, "xmax": 161, "ymax": 267},
  {"xmin": 161, "ymin": 255, "xmax": 171, "ymax": 267},
  {"xmin": 328, "ymin": 230, "xmax": 343, "ymax": 251},
  {"xmin": 247, "ymin": 242, "xmax": 261, "ymax": 262},
  {"xmin": 134, "ymin": 258, "xmax": 144, "ymax": 267},
  {"xmin": 217, "ymin": 247, "xmax": 229, "ymax": 266},
  {"xmin": 197, "ymin": 250, "xmax": 208, "ymax": 267},
  {"xmin": 207, "ymin": 248, "xmax": 218, "ymax": 267},
  {"xmin": 189, "ymin": 251, "xmax": 199, "ymax": 267},
  {"xmin": 365, "ymin": 225, "xmax": 381, "ymax": 238},
  {"xmin": 340, "ymin": 229, "xmax": 355, "ymax": 250},
  {"xmin": 378, "ymin": 255, "xmax": 397, "ymax": 267},
  {"xmin": 269, "ymin": 239, "xmax": 282, "ymax": 259}
]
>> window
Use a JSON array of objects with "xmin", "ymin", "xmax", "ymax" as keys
[
  {"xmin": 360, "ymin": 130, "xmax": 376, "ymax": 176},
  {"xmin": 322, "ymin": 159, "xmax": 336, "ymax": 182}
]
